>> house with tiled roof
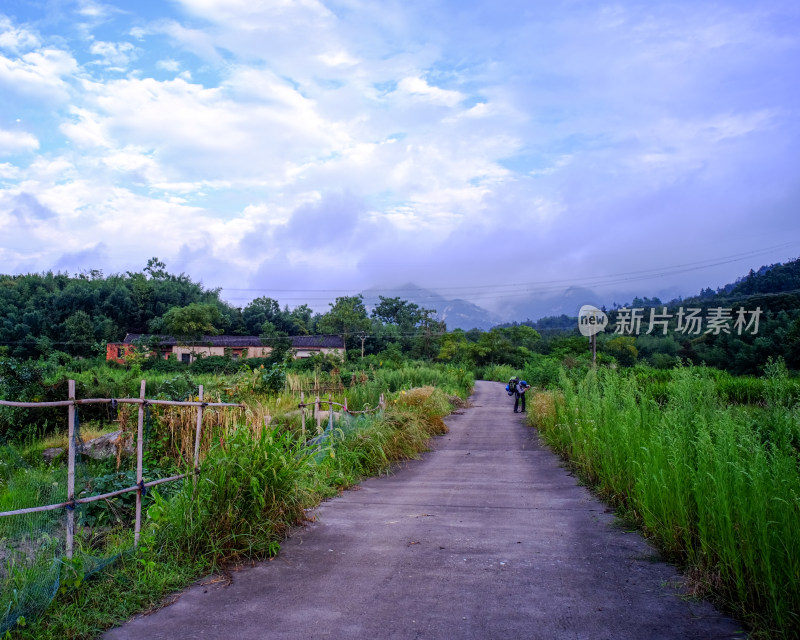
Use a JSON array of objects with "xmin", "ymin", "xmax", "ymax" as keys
[{"xmin": 106, "ymin": 333, "xmax": 345, "ymax": 363}]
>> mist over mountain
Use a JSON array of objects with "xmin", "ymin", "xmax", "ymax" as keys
[
  {"xmin": 364, "ymin": 258, "xmax": 800, "ymax": 330},
  {"xmin": 495, "ymin": 287, "xmax": 606, "ymax": 324},
  {"xmin": 362, "ymin": 284, "xmax": 608, "ymax": 330},
  {"xmin": 362, "ymin": 284, "xmax": 502, "ymax": 331}
]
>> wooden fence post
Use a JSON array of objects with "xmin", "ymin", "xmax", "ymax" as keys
[
  {"xmin": 300, "ymin": 391, "xmax": 306, "ymax": 439},
  {"xmin": 66, "ymin": 380, "xmax": 76, "ymax": 559},
  {"xmin": 328, "ymin": 395, "xmax": 335, "ymax": 451},
  {"xmin": 315, "ymin": 396, "xmax": 321, "ymax": 434},
  {"xmin": 193, "ymin": 385, "xmax": 204, "ymax": 477},
  {"xmin": 134, "ymin": 380, "xmax": 146, "ymax": 548}
]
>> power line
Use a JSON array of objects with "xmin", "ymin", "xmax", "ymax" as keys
[{"xmin": 218, "ymin": 241, "xmax": 800, "ymax": 303}]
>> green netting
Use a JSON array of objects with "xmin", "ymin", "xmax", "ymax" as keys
[
  {"xmin": 0, "ymin": 442, "xmax": 66, "ymax": 634},
  {"xmin": 0, "ymin": 406, "xmax": 152, "ymax": 634},
  {"xmin": 307, "ymin": 410, "xmax": 377, "ymax": 458},
  {"xmin": 0, "ymin": 399, "xmax": 369, "ymax": 632}
]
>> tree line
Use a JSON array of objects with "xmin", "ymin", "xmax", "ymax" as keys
[
  {"xmin": 0, "ymin": 258, "xmax": 541, "ymax": 366},
  {"xmin": 519, "ymin": 258, "xmax": 800, "ymax": 375},
  {"xmin": 2, "ymin": 256, "xmax": 799, "ymax": 376}
]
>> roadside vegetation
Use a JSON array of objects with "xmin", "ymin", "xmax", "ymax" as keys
[
  {"xmin": 1, "ymin": 258, "xmax": 799, "ymax": 638},
  {"xmin": 1, "ymin": 359, "xmax": 468, "ymax": 639},
  {"xmin": 526, "ymin": 359, "xmax": 800, "ymax": 639}
]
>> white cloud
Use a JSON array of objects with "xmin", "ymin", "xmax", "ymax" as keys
[
  {"xmin": 0, "ymin": 162, "xmax": 20, "ymax": 179},
  {"xmin": 0, "ymin": 129, "xmax": 39, "ymax": 155},
  {"xmin": 316, "ymin": 50, "xmax": 359, "ymax": 68},
  {"xmin": 156, "ymin": 58, "xmax": 181, "ymax": 72},
  {"xmin": 396, "ymin": 76, "xmax": 464, "ymax": 107},
  {"xmin": 147, "ymin": 20, "xmax": 222, "ymax": 62},
  {"xmin": 628, "ymin": 110, "xmax": 778, "ymax": 183},
  {"xmin": 76, "ymin": 0, "xmax": 118, "ymax": 19},
  {"xmin": 175, "ymin": 0, "xmax": 334, "ymax": 29},
  {"xmin": 0, "ymin": 1, "xmax": 797, "ymax": 307},
  {"xmin": 0, "ymin": 17, "xmax": 40, "ymax": 53},
  {"xmin": 0, "ymin": 48, "xmax": 77, "ymax": 101},
  {"xmin": 90, "ymin": 40, "xmax": 136, "ymax": 67},
  {"xmin": 57, "ymin": 70, "xmax": 352, "ymax": 187},
  {"xmin": 60, "ymin": 107, "xmax": 112, "ymax": 148}
]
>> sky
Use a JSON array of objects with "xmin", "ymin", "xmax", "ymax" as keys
[{"xmin": 1, "ymin": 0, "xmax": 799, "ymax": 318}]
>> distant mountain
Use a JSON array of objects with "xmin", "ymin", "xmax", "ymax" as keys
[
  {"xmin": 495, "ymin": 286, "xmax": 606, "ymax": 323},
  {"xmin": 361, "ymin": 259, "xmax": 800, "ymax": 331},
  {"xmin": 361, "ymin": 284, "xmax": 501, "ymax": 331},
  {"xmin": 361, "ymin": 283, "xmax": 610, "ymax": 330}
]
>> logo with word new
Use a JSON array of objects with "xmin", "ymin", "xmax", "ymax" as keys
[{"xmin": 578, "ymin": 305, "xmax": 608, "ymax": 337}]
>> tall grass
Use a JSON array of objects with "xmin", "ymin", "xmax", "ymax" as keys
[
  {"xmin": 480, "ymin": 364, "xmax": 517, "ymax": 383},
  {"xmin": 530, "ymin": 364, "xmax": 800, "ymax": 637},
  {"xmin": 313, "ymin": 387, "xmax": 452, "ymax": 493},
  {"xmin": 9, "ymin": 370, "xmax": 466, "ymax": 638},
  {"xmin": 149, "ymin": 427, "xmax": 310, "ymax": 566}
]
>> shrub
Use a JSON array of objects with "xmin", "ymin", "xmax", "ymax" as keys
[
  {"xmin": 522, "ymin": 355, "xmax": 562, "ymax": 389},
  {"xmin": 149, "ymin": 426, "xmax": 309, "ymax": 566}
]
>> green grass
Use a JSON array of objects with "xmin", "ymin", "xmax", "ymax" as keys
[
  {"xmin": 478, "ymin": 364, "xmax": 518, "ymax": 383},
  {"xmin": 3, "ymin": 367, "xmax": 469, "ymax": 638},
  {"xmin": 528, "ymin": 362, "xmax": 800, "ymax": 638}
]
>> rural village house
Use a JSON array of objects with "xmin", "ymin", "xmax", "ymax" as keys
[{"xmin": 106, "ymin": 333, "xmax": 345, "ymax": 364}]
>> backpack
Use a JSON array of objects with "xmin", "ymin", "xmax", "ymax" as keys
[{"xmin": 506, "ymin": 377, "xmax": 519, "ymax": 396}]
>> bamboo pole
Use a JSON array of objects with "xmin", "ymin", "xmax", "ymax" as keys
[
  {"xmin": 300, "ymin": 391, "xmax": 306, "ymax": 439},
  {"xmin": 193, "ymin": 385, "xmax": 204, "ymax": 475},
  {"xmin": 328, "ymin": 394, "xmax": 334, "ymax": 450},
  {"xmin": 0, "ymin": 398, "xmax": 241, "ymax": 408},
  {"xmin": 0, "ymin": 398, "xmax": 244, "ymax": 409},
  {"xmin": 66, "ymin": 380, "xmax": 75, "ymax": 559},
  {"xmin": 0, "ymin": 472, "xmax": 200, "ymax": 518},
  {"xmin": 0, "ymin": 392, "xmax": 241, "ymax": 523},
  {"xmin": 134, "ymin": 380, "xmax": 146, "ymax": 548}
]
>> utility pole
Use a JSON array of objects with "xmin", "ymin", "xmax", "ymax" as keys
[{"xmin": 359, "ymin": 333, "xmax": 367, "ymax": 358}]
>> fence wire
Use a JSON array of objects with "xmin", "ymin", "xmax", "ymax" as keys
[
  {"xmin": 0, "ymin": 407, "xmax": 133, "ymax": 634},
  {"xmin": 0, "ymin": 384, "xmax": 242, "ymax": 634}
]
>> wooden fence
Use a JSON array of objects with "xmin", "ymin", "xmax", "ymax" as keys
[
  {"xmin": 297, "ymin": 392, "xmax": 385, "ymax": 437},
  {"xmin": 0, "ymin": 380, "xmax": 243, "ymax": 555}
]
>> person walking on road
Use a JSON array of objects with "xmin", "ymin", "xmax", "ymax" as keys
[{"xmin": 513, "ymin": 379, "xmax": 531, "ymax": 413}]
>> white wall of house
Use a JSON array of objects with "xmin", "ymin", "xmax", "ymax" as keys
[
  {"xmin": 294, "ymin": 348, "xmax": 343, "ymax": 359},
  {"xmin": 172, "ymin": 345, "xmax": 274, "ymax": 361},
  {"xmin": 110, "ymin": 342, "xmax": 343, "ymax": 363}
]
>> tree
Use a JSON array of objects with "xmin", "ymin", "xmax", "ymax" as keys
[
  {"xmin": 162, "ymin": 303, "xmax": 223, "ymax": 343},
  {"xmin": 143, "ymin": 257, "xmax": 168, "ymax": 280},
  {"xmin": 64, "ymin": 310, "xmax": 96, "ymax": 357},
  {"xmin": 411, "ymin": 309, "xmax": 446, "ymax": 359},
  {"xmin": 471, "ymin": 330, "xmax": 517, "ymax": 366},
  {"xmin": 606, "ymin": 336, "xmax": 638, "ymax": 366},
  {"xmin": 372, "ymin": 296, "xmax": 425, "ymax": 329},
  {"xmin": 259, "ymin": 321, "xmax": 292, "ymax": 362},
  {"xmin": 497, "ymin": 325, "xmax": 541, "ymax": 351},
  {"xmin": 437, "ymin": 329, "xmax": 473, "ymax": 364},
  {"xmin": 242, "ymin": 297, "xmax": 298, "ymax": 335},
  {"xmin": 317, "ymin": 295, "xmax": 370, "ymax": 350},
  {"xmin": 288, "ymin": 304, "xmax": 314, "ymax": 335}
]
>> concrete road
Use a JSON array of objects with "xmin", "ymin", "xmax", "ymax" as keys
[{"xmin": 105, "ymin": 381, "xmax": 744, "ymax": 639}]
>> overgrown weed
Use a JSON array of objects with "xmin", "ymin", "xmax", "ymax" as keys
[
  {"xmin": 6, "ymin": 368, "xmax": 470, "ymax": 638},
  {"xmin": 528, "ymin": 362, "xmax": 800, "ymax": 638}
]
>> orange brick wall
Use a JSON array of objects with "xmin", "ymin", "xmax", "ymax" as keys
[{"xmin": 106, "ymin": 343, "xmax": 132, "ymax": 363}]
